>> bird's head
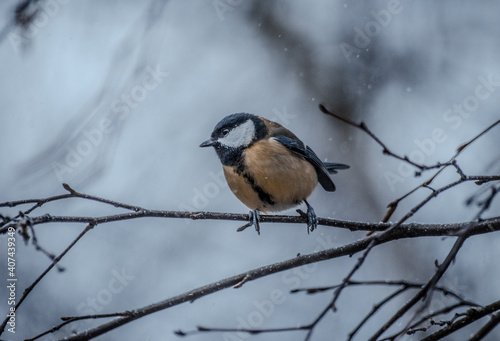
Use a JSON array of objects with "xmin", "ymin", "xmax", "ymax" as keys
[{"xmin": 200, "ymin": 113, "xmax": 267, "ymax": 166}]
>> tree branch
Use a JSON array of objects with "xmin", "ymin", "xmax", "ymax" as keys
[
  {"xmin": 320, "ymin": 104, "xmax": 500, "ymax": 223},
  {"xmin": 468, "ymin": 311, "xmax": 500, "ymax": 341},
  {"xmin": 18, "ymin": 218, "xmax": 491, "ymax": 341},
  {"xmin": 367, "ymin": 226, "xmax": 472, "ymax": 340},
  {"xmin": 1, "ymin": 106, "xmax": 498, "ymax": 340},
  {"xmin": 0, "ymin": 223, "xmax": 95, "ymax": 334},
  {"xmin": 420, "ymin": 299, "xmax": 500, "ymax": 341}
]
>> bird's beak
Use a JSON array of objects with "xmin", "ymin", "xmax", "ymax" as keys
[{"xmin": 200, "ymin": 138, "xmax": 216, "ymax": 147}]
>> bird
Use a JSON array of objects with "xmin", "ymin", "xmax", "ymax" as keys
[{"xmin": 200, "ymin": 113, "xmax": 349, "ymax": 234}]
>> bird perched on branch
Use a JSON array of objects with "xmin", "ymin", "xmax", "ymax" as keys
[{"xmin": 200, "ymin": 113, "xmax": 349, "ymax": 234}]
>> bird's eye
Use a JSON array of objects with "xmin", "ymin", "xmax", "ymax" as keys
[{"xmin": 221, "ymin": 128, "xmax": 230, "ymax": 137}]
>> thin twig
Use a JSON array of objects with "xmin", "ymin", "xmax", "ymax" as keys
[
  {"xmin": 323, "ymin": 177, "xmax": 467, "ymax": 331},
  {"xmin": 1, "ymin": 109, "xmax": 498, "ymax": 341},
  {"xmin": 175, "ymin": 324, "xmax": 309, "ymax": 337},
  {"xmin": 474, "ymin": 186, "xmax": 499, "ymax": 221},
  {"xmin": 27, "ymin": 223, "xmax": 65, "ymax": 271},
  {"xmin": 40, "ymin": 218, "xmax": 500, "ymax": 341},
  {"xmin": 26, "ymin": 312, "xmax": 138, "ymax": 341},
  {"xmin": 304, "ymin": 301, "xmax": 334, "ymax": 340},
  {"xmin": 188, "ymin": 300, "xmax": 340, "ymax": 341},
  {"xmin": 330, "ymin": 239, "xmax": 376, "ymax": 311},
  {"xmin": 0, "ymin": 183, "xmax": 143, "ymax": 212},
  {"xmin": 313, "ymin": 106, "xmax": 500, "ymax": 338},
  {"xmin": 292, "ymin": 279, "xmax": 476, "ymax": 304},
  {"xmin": 0, "ymin": 183, "xmax": 143, "ymax": 229},
  {"xmin": 49, "ymin": 236, "xmax": 376, "ymax": 341},
  {"xmin": 382, "ymin": 302, "xmax": 482, "ymax": 340},
  {"xmin": 319, "ymin": 104, "xmax": 438, "ymax": 171},
  {"xmin": 367, "ymin": 225, "xmax": 472, "ymax": 340},
  {"xmin": 348, "ymin": 287, "xmax": 408, "ymax": 340},
  {"xmin": 0, "ymin": 223, "xmax": 95, "ymax": 333},
  {"xmin": 293, "ymin": 280, "xmax": 479, "ymax": 341},
  {"xmin": 321, "ymin": 105, "xmax": 499, "ymax": 223},
  {"xmin": 1, "ymin": 185, "xmax": 498, "ymax": 339},
  {"xmin": 468, "ymin": 311, "xmax": 500, "ymax": 341},
  {"xmin": 456, "ymin": 119, "xmax": 500, "ymax": 152},
  {"xmin": 420, "ymin": 299, "xmax": 500, "ymax": 341}
]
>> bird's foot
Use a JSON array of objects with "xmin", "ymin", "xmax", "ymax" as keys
[
  {"xmin": 236, "ymin": 210, "xmax": 261, "ymax": 235},
  {"xmin": 305, "ymin": 200, "xmax": 318, "ymax": 233}
]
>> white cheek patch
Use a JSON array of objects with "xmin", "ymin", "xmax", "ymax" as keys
[{"xmin": 218, "ymin": 119, "xmax": 255, "ymax": 148}]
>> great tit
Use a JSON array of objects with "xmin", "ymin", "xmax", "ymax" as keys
[{"xmin": 200, "ymin": 113, "xmax": 349, "ymax": 234}]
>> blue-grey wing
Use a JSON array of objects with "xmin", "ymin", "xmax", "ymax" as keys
[{"xmin": 272, "ymin": 135, "xmax": 336, "ymax": 192}]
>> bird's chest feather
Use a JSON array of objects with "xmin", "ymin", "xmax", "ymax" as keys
[{"xmin": 223, "ymin": 139, "xmax": 318, "ymax": 212}]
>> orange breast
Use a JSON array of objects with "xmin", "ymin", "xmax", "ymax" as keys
[{"xmin": 223, "ymin": 139, "xmax": 318, "ymax": 213}]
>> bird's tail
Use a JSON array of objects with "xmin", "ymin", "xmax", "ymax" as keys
[{"xmin": 324, "ymin": 162, "xmax": 350, "ymax": 174}]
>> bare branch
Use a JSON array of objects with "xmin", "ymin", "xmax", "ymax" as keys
[
  {"xmin": 175, "ymin": 325, "xmax": 308, "ymax": 338},
  {"xmin": 348, "ymin": 287, "xmax": 408, "ymax": 340},
  {"xmin": 456, "ymin": 119, "xmax": 500, "ymax": 153},
  {"xmin": 25, "ymin": 312, "xmax": 135, "ymax": 341},
  {"xmin": 319, "ymin": 104, "xmax": 436, "ymax": 171},
  {"xmin": 320, "ymin": 103, "xmax": 500, "ymax": 223},
  {"xmin": 382, "ymin": 303, "xmax": 473, "ymax": 340},
  {"xmin": 172, "ymin": 279, "xmax": 481, "ymax": 340},
  {"xmin": 2, "ymin": 195, "xmax": 498, "ymax": 236},
  {"xmin": 19, "ymin": 217, "xmax": 492, "ymax": 341},
  {"xmin": 1, "ymin": 173, "xmax": 498, "ymax": 339},
  {"xmin": 0, "ymin": 223, "xmax": 95, "ymax": 333},
  {"xmin": 420, "ymin": 299, "xmax": 500, "ymax": 341},
  {"xmin": 468, "ymin": 312, "xmax": 500, "ymax": 341},
  {"xmin": 1, "ymin": 107, "xmax": 498, "ymax": 341},
  {"xmin": 367, "ymin": 227, "xmax": 471, "ymax": 340},
  {"xmin": 316, "ymin": 105, "xmax": 500, "ymax": 339}
]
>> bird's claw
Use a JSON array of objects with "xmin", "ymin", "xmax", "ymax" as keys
[
  {"xmin": 305, "ymin": 201, "xmax": 318, "ymax": 234},
  {"xmin": 251, "ymin": 210, "xmax": 261, "ymax": 235},
  {"xmin": 236, "ymin": 210, "xmax": 261, "ymax": 235}
]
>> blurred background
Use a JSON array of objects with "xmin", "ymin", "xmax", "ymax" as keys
[{"xmin": 1, "ymin": 1, "xmax": 499, "ymax": 340}]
